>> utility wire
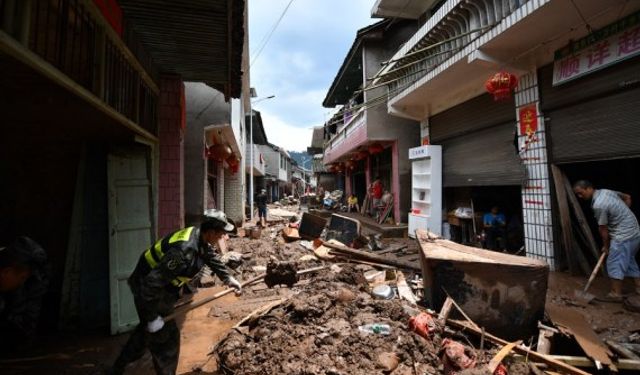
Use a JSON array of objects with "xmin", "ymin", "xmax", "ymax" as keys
[
  {"xmin": 569, "ymin": 0, "xmax": 593, "ymax": 33},
  {"xmin": 250, "ymin": 0, "xmax": 295, "ymax": 67}
]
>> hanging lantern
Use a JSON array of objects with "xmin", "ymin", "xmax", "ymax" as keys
[
  {"xmin": 208, "ymin": 144, "xmax": 232, "ymax": 161},
  {"xmin": 226, "ymin": 155, "xmax": 240, "ymax": 168},
  {"xmin": 326, "ymin": 163, "xmax": 336, "ymax": 173},
  {"xmin": 344, "ymin": 160, "xmax": 356, "ymax": 171},
  {"xmin": 335, "ymin": 163, "xmax": 344, "ymax": 173},
  {"xmin": 369, "ymin": 143, "xmax": 384, "ymax": 155},
  {"xmin": 230, "ymin": 163, "xmax": 240, "ymax": 174},
  {"xmin": 355, "ymin": 150, "xmax": 369, "ymax": 160},
  {"xmin": 485, "ymin": 72, "xmax": 518, "ymax": 101}
]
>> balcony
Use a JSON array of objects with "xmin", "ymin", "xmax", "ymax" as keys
[
  {"xmin": 323, "ymin": 108, "xmax": 366, "ymax": 164},
  {"xmin": 0, "ymin": 0, "xmax": 158, "ymax": 138},
  {"xmin": 245, "ymin": 143, "xmax": 266, "ymax": 176},
  {"xmin": 375, "ymin": 0, "xmax": 637, "ymax": 119}
]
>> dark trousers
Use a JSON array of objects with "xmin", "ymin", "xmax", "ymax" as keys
[
  {"xmin": 485, "ymin": 227, "xmax": 506, "ymax": 250},
  {"xmin": 112, "ymin": 283, "xmax": 180, "ymax": 375},
  {"xmin": 113, "ymin": 320, "xmax": 180, "ymax": 375}
]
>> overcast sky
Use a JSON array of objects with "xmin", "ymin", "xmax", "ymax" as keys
[{"xmin": 248, "ymin": 0, "xmax": 376, "ymax": 152}]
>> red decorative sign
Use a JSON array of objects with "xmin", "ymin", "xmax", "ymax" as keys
[
  {"xmin": 93, "ymin": 0, "xmax": 123, "ymax": 36},
  {"xmin": 518, "ymin": 104, "xmax": 538, "ymax": 136}
]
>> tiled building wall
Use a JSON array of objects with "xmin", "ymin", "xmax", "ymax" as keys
[
  {"xmin": 515, "ymin": 71, "xmax": 556, "ymax": 269},
  {"xmin": 158, "ymin": 75, "xmax": 185, "ymax": 237}
]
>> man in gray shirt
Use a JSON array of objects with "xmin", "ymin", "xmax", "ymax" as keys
[{"xmin": 574, "ymin": 180, "xmax": 640, "ymax": 302}]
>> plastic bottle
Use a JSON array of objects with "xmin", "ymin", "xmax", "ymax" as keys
[{"xmin": 358, "ymin": 323, "xmax": 391, "ymax": 335}]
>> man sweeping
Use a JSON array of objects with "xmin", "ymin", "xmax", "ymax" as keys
[
  {"xmin": 109, "ymin": 209, "xmax": 242, "ymax": 375},
  {"xmin": 573, "ymin": 180, "xmax": 640, "ymax": 302}
]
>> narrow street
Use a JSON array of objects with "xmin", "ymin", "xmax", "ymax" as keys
[{"xmin": 2, "ymin": 0, "xmax": 640, "ymax": 374}]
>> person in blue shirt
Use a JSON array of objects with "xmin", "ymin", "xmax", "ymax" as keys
[{"xmin": 483, "ymin": 206, "xmax": 506, "ymax": 250}]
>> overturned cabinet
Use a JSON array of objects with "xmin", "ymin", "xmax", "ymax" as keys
[{"xmin": 416, "ymin": 229, "xmax": 549, "ymax": 340}]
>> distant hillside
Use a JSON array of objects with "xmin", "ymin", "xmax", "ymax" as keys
[{"xmin": 289, "ymin": 151, "xmax": 312, "ymax": 168}]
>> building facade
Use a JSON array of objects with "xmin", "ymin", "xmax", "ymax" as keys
[
  {"xmin": 372, "ymin": 0, "xmax": 640, "ymax": 269},
  {"xmin": 322, "ymin": 19, "xmax": 421, "ymax": 224},
  {"xmin": 0, "ymin": 0, "xmax": 246, "ymax": 334}
]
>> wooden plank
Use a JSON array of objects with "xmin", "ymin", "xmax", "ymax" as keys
[
  {"xmin": 396, "ymin": 271, "xmax": 418, "ymax": 305},
  {"xmin": 438, "ymin": 297, "xmax": 454, "ymax": 325},
  {"xmin": 547, "ymin": 304, "xmax": 615, "ymax": 370},
  {"xmin": 322, "ymin": 240, "xmax": 421, "ymax": 271},
  {"xmin": 442, "ymin": 318, "xmax": 591, "ymax": 375},
  {"xmin": 531, "ymin": 355, "xmax": 640, "ymax": 371},
  {"xmin": 551, "ymin": 164, "xmax": 579, "ymax": 275},
  {"xmin": 562, "ymin": 171, "xmax": 600, "ymax": 262},
  {"xmin": 606, "ymin": 340, "xmax": 640, "ymax": 360},
  {"xmin": 377, "ymin": 244, "xmax": 409, "ymax": 255},
  {"xmin": 487, "ymin": 340, "xmax": 522, "ymax": 373}
]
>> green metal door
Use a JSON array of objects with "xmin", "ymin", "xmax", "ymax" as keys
[{"xmin": 108, "ymin": 147, "xmax": 154, "ymax": 334}]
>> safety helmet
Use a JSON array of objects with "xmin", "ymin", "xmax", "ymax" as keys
[{"xmin": 202, "ymin": 209, "xmax": 235, "ymax": 232}]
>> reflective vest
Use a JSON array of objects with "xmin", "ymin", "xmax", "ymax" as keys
[{"xmin": 143, "ymin": 227, "xmax": 196, "ymax": 287}]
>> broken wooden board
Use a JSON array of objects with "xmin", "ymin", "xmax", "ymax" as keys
[
  {"xmin": 547, "ymin": 303, "xmax": 615, "ymax": 370},
  {"xmin": 561, "ymin": 171, "xmax": 600, "ymax": 263},
  {"xmin": 298, "ymin": 212, "xmax": 327, "ymax": 240},
  {"xmin": 396, "ymin": 271, "xmax": 418, "ymax": 305},
  {"xmin": 415, "ymin": 229, "xmax": 549, "ymax": 340},
  {"xmin": 282, "ymin": 227, "xmax": 301, "ymax": 242},
  {"xmin": 551, "ymin": 164, "xmax": 581, "ymax": 275}
]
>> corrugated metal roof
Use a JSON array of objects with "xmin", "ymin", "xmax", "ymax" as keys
[{"xmin": 119, "ymin": 0, "xmax": 245, "ymax": 98}]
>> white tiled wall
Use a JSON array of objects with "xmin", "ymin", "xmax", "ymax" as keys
[{"xmin": 515, "ymin": 71, "xmax": 556, "ymax": 269}]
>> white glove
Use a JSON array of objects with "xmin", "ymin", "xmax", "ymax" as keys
[
  {"xmin": 226, "ymin": 276, "xmax": 242, "ymax": 295},
  {"xmin": 146, "ymin": 316, "xmax": 165, "ymax": 333}
]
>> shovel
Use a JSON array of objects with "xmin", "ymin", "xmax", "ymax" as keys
[{"xmin": 575, "ymin": 252, "xmax": 607, "ymax": 303}]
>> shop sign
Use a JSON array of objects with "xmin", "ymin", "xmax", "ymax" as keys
[
  {"xmin": 409, "ymin": 145, "xmax": 431, "ymax": 159},
  {"xmin": 553, "ymin": 10, "xmax": 640, "ymax": 86}
]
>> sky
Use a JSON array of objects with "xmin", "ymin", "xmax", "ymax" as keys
[{"xmin": 248, "ymin": 0, "xmax": 376, "ymax": 152}]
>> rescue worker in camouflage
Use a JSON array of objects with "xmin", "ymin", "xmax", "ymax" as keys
[
  {"xmin": 109, "ymin": 209, "xmax": 242, "ymax": 375},
  {"xmin": 0, "ymin": 236, "xmax": 50, "ymax": 353}
]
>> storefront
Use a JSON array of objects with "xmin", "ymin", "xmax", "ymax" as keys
[
  {"xmin": 540, "ymin": 54, "xmax": 640, "ymax": 241},
  {"xmin": 430, "ymin": 93, "xmax": 526, "ymax": 250}
]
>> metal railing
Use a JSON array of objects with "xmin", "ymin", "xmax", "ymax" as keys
[
  {"xmin": 1, "ymin": 0, "xmax": 159, "ymax": 135},
  {"xmin": 324, "ymin": 107, "xmax": 365, "ymax": 152},
  {"xmin": 378, "ymin": 0, "xmax": 530, "ymax": 99}
]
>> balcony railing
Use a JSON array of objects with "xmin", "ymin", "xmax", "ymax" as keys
[
  {"xmin": 1, "ymin": 0, "xmax": 159, "ymax": 136},
  {"xmin": 245, "ymin": 143, "xmax": 266, "ymax": 176},
  {"xmin": 376, "ymin": 0, "xmax": 530, "ymax": 99},
  {"xmin": 324, "ymin": 107, "xmax": 365, "ymax": 152}
]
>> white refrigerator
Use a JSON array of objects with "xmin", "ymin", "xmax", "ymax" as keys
[{"xmin": 408, "ymin": 145, "xmax": 442, "ymax": 238}]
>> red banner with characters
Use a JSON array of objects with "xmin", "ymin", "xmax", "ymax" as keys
[{"xmin": 518, "ymin": 104, "xmax": 538, "ymax": 136}]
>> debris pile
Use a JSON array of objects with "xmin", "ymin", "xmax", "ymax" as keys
[{"xmin": 214, "ymin": 266, "xmax": 525, "ymax": 375}]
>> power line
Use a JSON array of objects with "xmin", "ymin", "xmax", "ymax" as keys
[{"xmin": 250, "ymin": 0, "xmax": 295, "ymax": 67}]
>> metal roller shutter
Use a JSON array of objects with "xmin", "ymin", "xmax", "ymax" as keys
[
  {"xmin": 548, "ymin": 88, "xmax": 640, "ymax": 163},
  {"xmin": 438, "ymin": 122, "xmax": 526, "ymax": 186},
  {"xmin": 430, "ymin": 94, "xmax": 524, "ymax": 187}
]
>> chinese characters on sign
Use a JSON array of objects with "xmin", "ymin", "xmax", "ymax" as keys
[
  {"xmin": 553, "ymin": 24, "xmax": 640, "ymax": 86},
  {"xmin": 518, "ymin": 104, "xmax": 539, "ymax": 154}
]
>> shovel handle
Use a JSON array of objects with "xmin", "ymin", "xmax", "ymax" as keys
[{"xmin": 583, "ymin": 252, "xmax": 607, "ymax": 293}]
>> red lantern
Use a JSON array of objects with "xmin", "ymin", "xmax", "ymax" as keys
[
  {"xmin": 226, "ymin": 155, "xmax": 240, "ymax": 168},
  {"xmin": 355, "ymin": 150, "xmax": 368, "ymax": 160},
  {"xmin": 344, "ymin": 160, "xmax": 356, "ymax": 171},
  {"xmin": 485, "ymin": 72, "xmax": 518, "ymax": 101},
  {"xmin": 326, "ymin": 163, "xmax": 336, "ymax": 172},
  {"xmin": 335, "ymin": 163, "xmax": 344, "ymax": 173},
  {"xmin": 208, "ymin": 144, "xmax": 232, "ymax": 161},
  {"xmin": 369, "ymin": 143, "xmax": 384, "ymax": 155}
]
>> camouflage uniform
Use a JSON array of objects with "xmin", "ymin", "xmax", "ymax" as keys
[
  {"xmin": 111, "ymin": 227, "xmax": 232, "ymax": 375},
  {"xmin": 0, "ymin": 237, "xmax": 50, "ymax": 353}
]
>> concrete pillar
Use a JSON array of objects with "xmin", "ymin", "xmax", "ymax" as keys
[
  {"xmin": 224, "ymin": 164, "xmax": 245, "ymax": 225},
  {"xmin": 514, "ymin": 71, "xmax": 556, "ymax": 269},
  {"xmin": 158, "ymin": 75, "xmax": 185, "ymax": 237},
  {"xmin": 392, "ymin": 141, "xmax": 400, "ymax": 223}
]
